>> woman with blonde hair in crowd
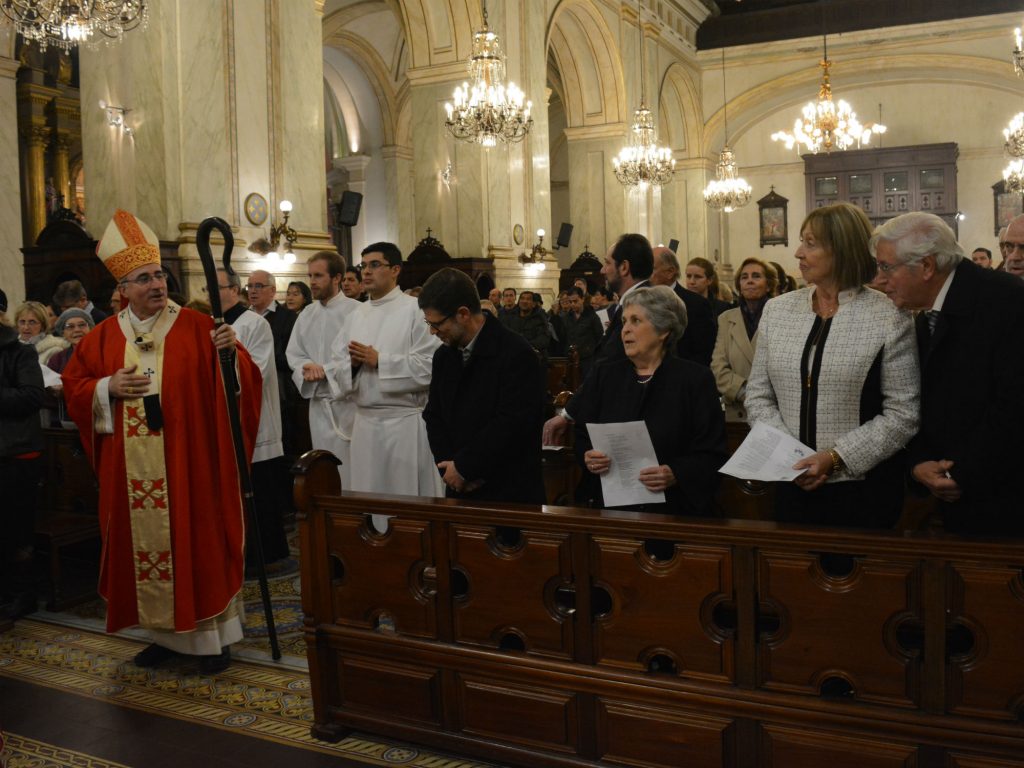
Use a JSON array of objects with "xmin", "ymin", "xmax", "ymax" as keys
[
  {"xmin": 685, "ymin": 257, "xmax": 732, "ymax": 316},
  {"xmin": 745, "ymin": 202, "xmax": 920, "ymax": 528},
  {"xmin": 712, "ymin": 257, "xmax": 777, "ymax": 422},
  {"xmin": 15, "ymin": 301, "xmax": 67, "ymax": 365}
]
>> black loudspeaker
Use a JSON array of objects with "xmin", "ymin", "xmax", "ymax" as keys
[
  {"xmin": 668, "ymin": 238, "xmax": 679, "ymax": 253},
  {"xmin": 555, "ymin": 222, "xmax": 573, "ymax": 249},
  {"xmin": 337, "ymin": 191, "xmax": 363, "ymax": 227}
]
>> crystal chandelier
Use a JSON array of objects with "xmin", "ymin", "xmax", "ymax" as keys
[
  {"xmin": 1, "ymin": 0, "xmax": 147, "ymax": 52},
  {"xmin": 771, "ymin": 34, "xmax": 885, "ymax": 154},
  {"xmin": 444, "ymin": 0, "xmax": 532, "ymax": 148},
  {"xmin": 1004, "ymin": 112, "xmax": 1024, "ymax": 157},
  {"xmin": 704, "ymin": 50, "xmax": 751, "ymax": 213},
  {"xmin": 1004, "ymin": 158, "xmax": 1024, "ymax": 193},
  {"xmin": 613, "ymin": 0, "xmax": 674, "ymax": 191}
]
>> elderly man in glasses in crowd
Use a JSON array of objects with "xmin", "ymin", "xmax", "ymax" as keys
[
  {"xmin": 871, "ymin": 211, "xmax": 1024, "ymax": 536},
  {"xmin": 62, "ymin": 210, "xmax": 261, "ymax": 675}
]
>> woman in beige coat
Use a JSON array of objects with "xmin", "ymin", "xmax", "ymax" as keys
[{"xmin": 711, "ymin": 257, "xmax": 777, "ymax": 421}]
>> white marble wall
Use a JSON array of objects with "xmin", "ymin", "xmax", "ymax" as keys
[
  {"xmin": 0, "ymin": 49, "xmax": 22, "ymax": 308},
  {"xmin": 699, "ymin": 14, "xmax": 1024, "ymax": 279},
  {"xmin": 77, "ymin": 0, "xmax": 329, "ymax": 297}
]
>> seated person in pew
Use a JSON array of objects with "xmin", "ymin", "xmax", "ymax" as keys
[{"xmin": 574, "ymin": 286, "xmax": 728, "ymax": 516}]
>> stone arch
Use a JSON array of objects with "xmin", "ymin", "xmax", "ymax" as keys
[
  {"xmin": 658, "ymin": 62, "xmax": 702, "ymax": 158},
  {"xmin": 546, "ymin": 0, "xmax": 626, "ymax": 128},
  {"xmin": 704, "ymin": 53, "xmax": 1021, "ymax": 152}
]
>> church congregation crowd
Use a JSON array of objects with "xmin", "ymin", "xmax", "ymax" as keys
[{"xmin": 1, "ymin": 202, "xmax": 1023, "ymax": 670}]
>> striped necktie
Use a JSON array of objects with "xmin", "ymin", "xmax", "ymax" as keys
[{"xmin": 924, "ymin": 310, "xmax": 939, "ymax": 335}]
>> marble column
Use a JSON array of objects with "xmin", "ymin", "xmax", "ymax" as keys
[
  {"xmin": 79, "ymin": 0, "xmax": 330, "ymax": 297},
  {"xmin": 382, "ymin": 144, "xmax": 414, "ymax": 255},
  {"xmin": 52, "ymin": 134, "xmax": 72, "ymax": 207},
  {"xmin": 19, "ymin": 124, "xmax": 49, "ymax": 246},
  {"xmin": 0, "ymin": 50, "xmax": 23, "ymax": 306}
]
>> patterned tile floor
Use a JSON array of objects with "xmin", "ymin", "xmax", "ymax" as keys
[{"xmin": 0, "ymin": 619, "xmax": 497, "ymax": 768}]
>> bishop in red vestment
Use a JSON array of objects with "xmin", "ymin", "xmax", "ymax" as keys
[{"xmin": 62, "ymin": 210, "xmax": 260, "ymax": 673}]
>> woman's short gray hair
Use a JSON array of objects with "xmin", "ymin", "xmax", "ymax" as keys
[
  {"xmin": 622, "ymin": 285, "xmax": 688, "ymax": 348},
  {"xmin": 869, "ymin": 211, "xmax": 964, "ymax": 271},
  {"xmin": 55, "ymin": 307, "xmax": 95, "ymax": 335}
]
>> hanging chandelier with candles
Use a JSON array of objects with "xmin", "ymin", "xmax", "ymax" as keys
[
  {"xmin": 1, "ymin": 0, "xmax": 148, "ymax": 52},
  {"xmin": 444, "ymin": 0, "xmax": 532, "ymax": 148},
  {"xmin": 613, "ymin": 0, "xmax": 675, "ymax": 191},
  {"xmin": 771, "ymin": 34, "xmax": 885, "ymax": 155},
  {"xmin": 704, "ymin": 50, "xmax": 751, "ymax": 213},
  {"xmin": 1002, "ymin": 27, "xmax": 1024, "ymax": 193}
]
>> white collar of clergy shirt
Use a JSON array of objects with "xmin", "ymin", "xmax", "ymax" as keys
[{"xmin": 370, "ymin": 285, "xmax": 403, "ymax": 306}]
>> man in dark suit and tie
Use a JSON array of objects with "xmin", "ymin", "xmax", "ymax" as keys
[
  {"xmin": 419, "ymin": 268, "xmax": 545, "ymax": 504},
  {"xmin": 651, "ymin": 245, "xmax": 716, "ymax": 366},
  {"xmin": 871, "ymin": 212, "xmax": 1024, "ymax": 535}
]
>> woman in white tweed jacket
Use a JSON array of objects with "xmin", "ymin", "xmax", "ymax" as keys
[{"xmin": 745, "ymin": 203, "xmax": 920, "ymax": 528}]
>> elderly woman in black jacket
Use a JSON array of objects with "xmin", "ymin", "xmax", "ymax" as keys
[
  {"xmin": 0, "ymin": 314, "xmax": 46, "ymax": 620},
  {"xmin": 574, "ymin": 286, "xmax": 728, "ymax": 516}
]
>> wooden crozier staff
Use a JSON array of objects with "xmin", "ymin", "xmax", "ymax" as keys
[{"xmin": 196, "ymin": 216, "xmax": 281, "ymax": 660}]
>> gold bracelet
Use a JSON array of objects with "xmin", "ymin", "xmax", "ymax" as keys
[{"xmin": 828, "ymin": 449, "xmax": 844, "ymax": 475}]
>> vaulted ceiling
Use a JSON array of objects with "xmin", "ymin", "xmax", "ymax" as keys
[{"xmin": 697, "ymin": 0, "xmax": 1024, "ymax": 49}]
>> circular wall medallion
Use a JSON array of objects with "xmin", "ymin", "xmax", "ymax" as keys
[
  {"xmin": 244, "ymin": 193, "xmax": 268, "ymax": 226},
  {"xmin": 513, "ymin": 223, "xmax": 525, "ymax": 245}
]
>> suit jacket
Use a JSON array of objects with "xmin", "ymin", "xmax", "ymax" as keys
[
  {"xmin": 909, "ymin": 261, "xmax": 1024, "ymax": 535},
  {"xmin": 423, "ymin": 314, "xmax": 546, "ymax": 504},
  {"xmin": 672, "ymin": 283, "xmax": 716, "ymax": 366},
  {"xmin": 711, "ymin": 307, "xmax": 756, "ymax": 422},
  {"xmin": 573, "ymin": 356, "xmax": 728, "ymax": 516}
]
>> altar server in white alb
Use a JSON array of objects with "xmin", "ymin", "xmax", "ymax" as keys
[
  {"xmin": 217, "ymin": 268, "xmax": 289, "ymax": 568},
  {"xmin": 285, "ymin": 251, "xmax": 361, "ymax": 486},
  {"xmin": 329, "ymin": 242, "xmax": 443, "ymax": 498}
]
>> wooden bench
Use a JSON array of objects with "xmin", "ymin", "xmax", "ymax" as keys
[
  {"xmin": 35, "ymin": 428, "xmax": 100, "ymax": 610},
  {"xmin": 295, "ymin": 450, "xmax": 1024, "ymax": 768}
]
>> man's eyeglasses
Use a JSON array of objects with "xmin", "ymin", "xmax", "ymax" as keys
[
  {"xmin": 200, "ymin": 284, "xmax": 232, "ymax": 293},
  {"xmin": 120, "ymin": 270, "xmax": 169, "ymax": 287},
  {"xmin": 246, "ymin": 283, "xmax": 270, "ymax": 291},
  {"xmin": 423, "ymin": 313, "xmax": 453, "ymax": 330},
  {"xmin": 875, "ymin": 260, "xmax": 913, "ymax": 275},
  {"xmin": 362, "ymin": 260, "xmax": 395, "ymax": 271}
]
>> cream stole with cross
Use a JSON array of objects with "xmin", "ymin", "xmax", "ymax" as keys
[{"xmin": 118, "ymin": 301, "xmax": 180, "ymax": 630}]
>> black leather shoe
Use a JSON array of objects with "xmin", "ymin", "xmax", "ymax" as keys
[
  {"xmin": 133, "ymin": 643, "xmax": 178, "ymax": 668},
  {"xmin": 198, "ymin": 646, "xmax": 231, "ymax": 675}
]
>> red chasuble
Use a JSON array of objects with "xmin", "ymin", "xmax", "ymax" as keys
[{"xmin": 62, "ymin": 306, "xmax": 261, "ymax": 633}]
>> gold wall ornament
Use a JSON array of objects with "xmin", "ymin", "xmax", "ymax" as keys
[{"xmin": 245, "ymin": 193, "xmax": 268, "ymax": 226}]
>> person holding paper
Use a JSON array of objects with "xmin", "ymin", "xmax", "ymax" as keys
[
  {"xmin": 573, "ymin": 286, "xmax": 727, "ymax": 516},
  {"xmin": 745, "ymin": 202, "xmax": 919, "ymax": 528}
]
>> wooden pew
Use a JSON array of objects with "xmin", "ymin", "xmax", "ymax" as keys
[
  {"xmin": 295, "ymin": 450, "xmax": 1024, "ymax": 768},
  {"xmin": 35, "ymin": 428, "xmax": 100, "ymax": 610}
]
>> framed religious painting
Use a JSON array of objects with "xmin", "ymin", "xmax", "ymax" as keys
[
  {"xmin": 992, "ymin": 179, "xmax": 1023, "ymax": 235},
  {"xmin": 757, "ymin": 186, "xmax": 789, "ymax": 248}
]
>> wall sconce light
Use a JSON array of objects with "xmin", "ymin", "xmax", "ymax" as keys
[
  {"xmin": 99, "ymin": 99, "xmax": 133, "ymax": 136},
  {"xmin": 267, "ymin": 199, "xmax": 298, "ymax": 264},
  {"xmin": 440, "ymin": 161, "xmax": 454, "ymax": 189},
  {"xmin": 518, "ymin": 228, "xmax": 548, "ymax": 275}
]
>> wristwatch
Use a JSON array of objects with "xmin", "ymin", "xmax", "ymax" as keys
[{"xmin": 827, "ymin": 448, "xmax": 845, "ymax": 475}]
